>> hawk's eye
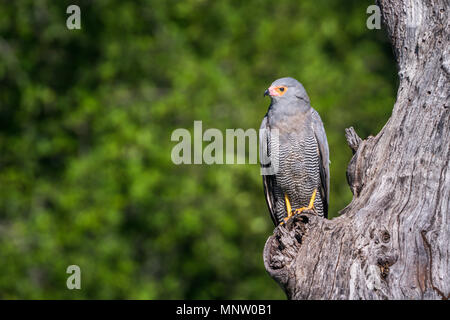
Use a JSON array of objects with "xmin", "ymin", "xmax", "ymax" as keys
[{"xmin": 279, "ymin": 87, "xmax": 285, "ymax": 92}]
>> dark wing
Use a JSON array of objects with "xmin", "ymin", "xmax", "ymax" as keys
[
  {"xmin": 311, "ymin": 109, "xmax": 330, "ymax": 218},
  {"xmin": 260, "ymin": 116, "xmax": 278, "ymax": 226}
]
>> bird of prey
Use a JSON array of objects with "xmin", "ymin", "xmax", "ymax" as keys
[{"xmin": 260, "ymin": 77, "xmax": 330, "ymax": 226}]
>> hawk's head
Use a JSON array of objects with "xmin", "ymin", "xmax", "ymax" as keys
[{"xmin": 264, "ymin": 77, "xmax": 310, "ymax": 104}]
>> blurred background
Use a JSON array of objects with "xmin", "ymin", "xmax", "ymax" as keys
[{"xmin": 0, "ymin": 0, "xmax": 397, "ymax": 299}]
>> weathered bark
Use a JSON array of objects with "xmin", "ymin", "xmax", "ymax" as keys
[{"xmin": 263, "ymin": 0, "xmax": 449, "ymax": 299}]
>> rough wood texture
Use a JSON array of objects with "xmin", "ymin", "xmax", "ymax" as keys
[{"xmin": 263, "ymin": 0, "xmax": 449, "ymax": 300}]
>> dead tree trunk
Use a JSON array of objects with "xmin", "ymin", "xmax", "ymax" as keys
[{"xmin": 263, "ymin": 0, "xmax": 449, "ymax": 300}]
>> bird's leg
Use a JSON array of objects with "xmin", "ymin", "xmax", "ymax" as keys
[
  {"xmin": 280, "ymin": 194, "xmax": 293, "ymax": 225},
  {"xmin": 292, "ymin": 189, "xmax": 317, "ymax": 215}
]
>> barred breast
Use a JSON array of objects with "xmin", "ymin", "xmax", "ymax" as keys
[{"xmin": 272, "ymin": 129, "xmax": 324, "ymax": 223}]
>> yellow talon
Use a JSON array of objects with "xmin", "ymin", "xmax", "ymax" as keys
[
  {"xmin": 280, "ymin": 194, "xmax": 293, "ymax": 225},
  {"xmin": 308, "ymin": 189, "xmax": 317, "ymax": 208},
  {"xmin": 280, "ymin": 190, "xmax": 317, "ymax": 225},
  {"xmin": 285, "ymin": 193, "xmax": 292, "ymax": 216},
  {"xmin": 293, "ymin": 189, "xmax": 317, "ymax": 215}
]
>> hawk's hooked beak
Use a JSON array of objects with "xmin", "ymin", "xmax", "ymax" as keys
[{"xmin": 264, "ymin": 89, "xmax": 269, "ymax": 97}]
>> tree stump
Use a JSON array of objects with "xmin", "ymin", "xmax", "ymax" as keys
[{"xmin": 263, "ymin": 0, "xmax": 449, "ymax": 300}]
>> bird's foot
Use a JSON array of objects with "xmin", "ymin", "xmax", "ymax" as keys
[
  {"xmin": 292, "ymin": 206, "xmax": 308, "ymax": 215},
  {"xmin": 280, "ymin": 194, "xmax": 293, "ymax": 226},
  {"xmin": 292, "ymin": 189, "xmax": 317, "ymax": 216},
  {"xmin": 281, "ymin": 215, "xmax": 291, "ymax": 225},
  {"xmin": 280, "ymin": 190, "xmax": 318, "ymax": 226}
]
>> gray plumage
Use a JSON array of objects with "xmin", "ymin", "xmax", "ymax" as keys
[{"xmin": 260, "ymin": 77, "xmax": 330, "ymax": 226}]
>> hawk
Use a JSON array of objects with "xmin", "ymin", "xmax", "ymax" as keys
[{"xmin": 260, "ymin": 77, "xmax": 330, "ymax": 226}]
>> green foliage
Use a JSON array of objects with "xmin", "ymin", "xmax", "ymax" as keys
[{"xmin": 0, "ymin": 0, "xmax": 396, "ymax": 299}]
